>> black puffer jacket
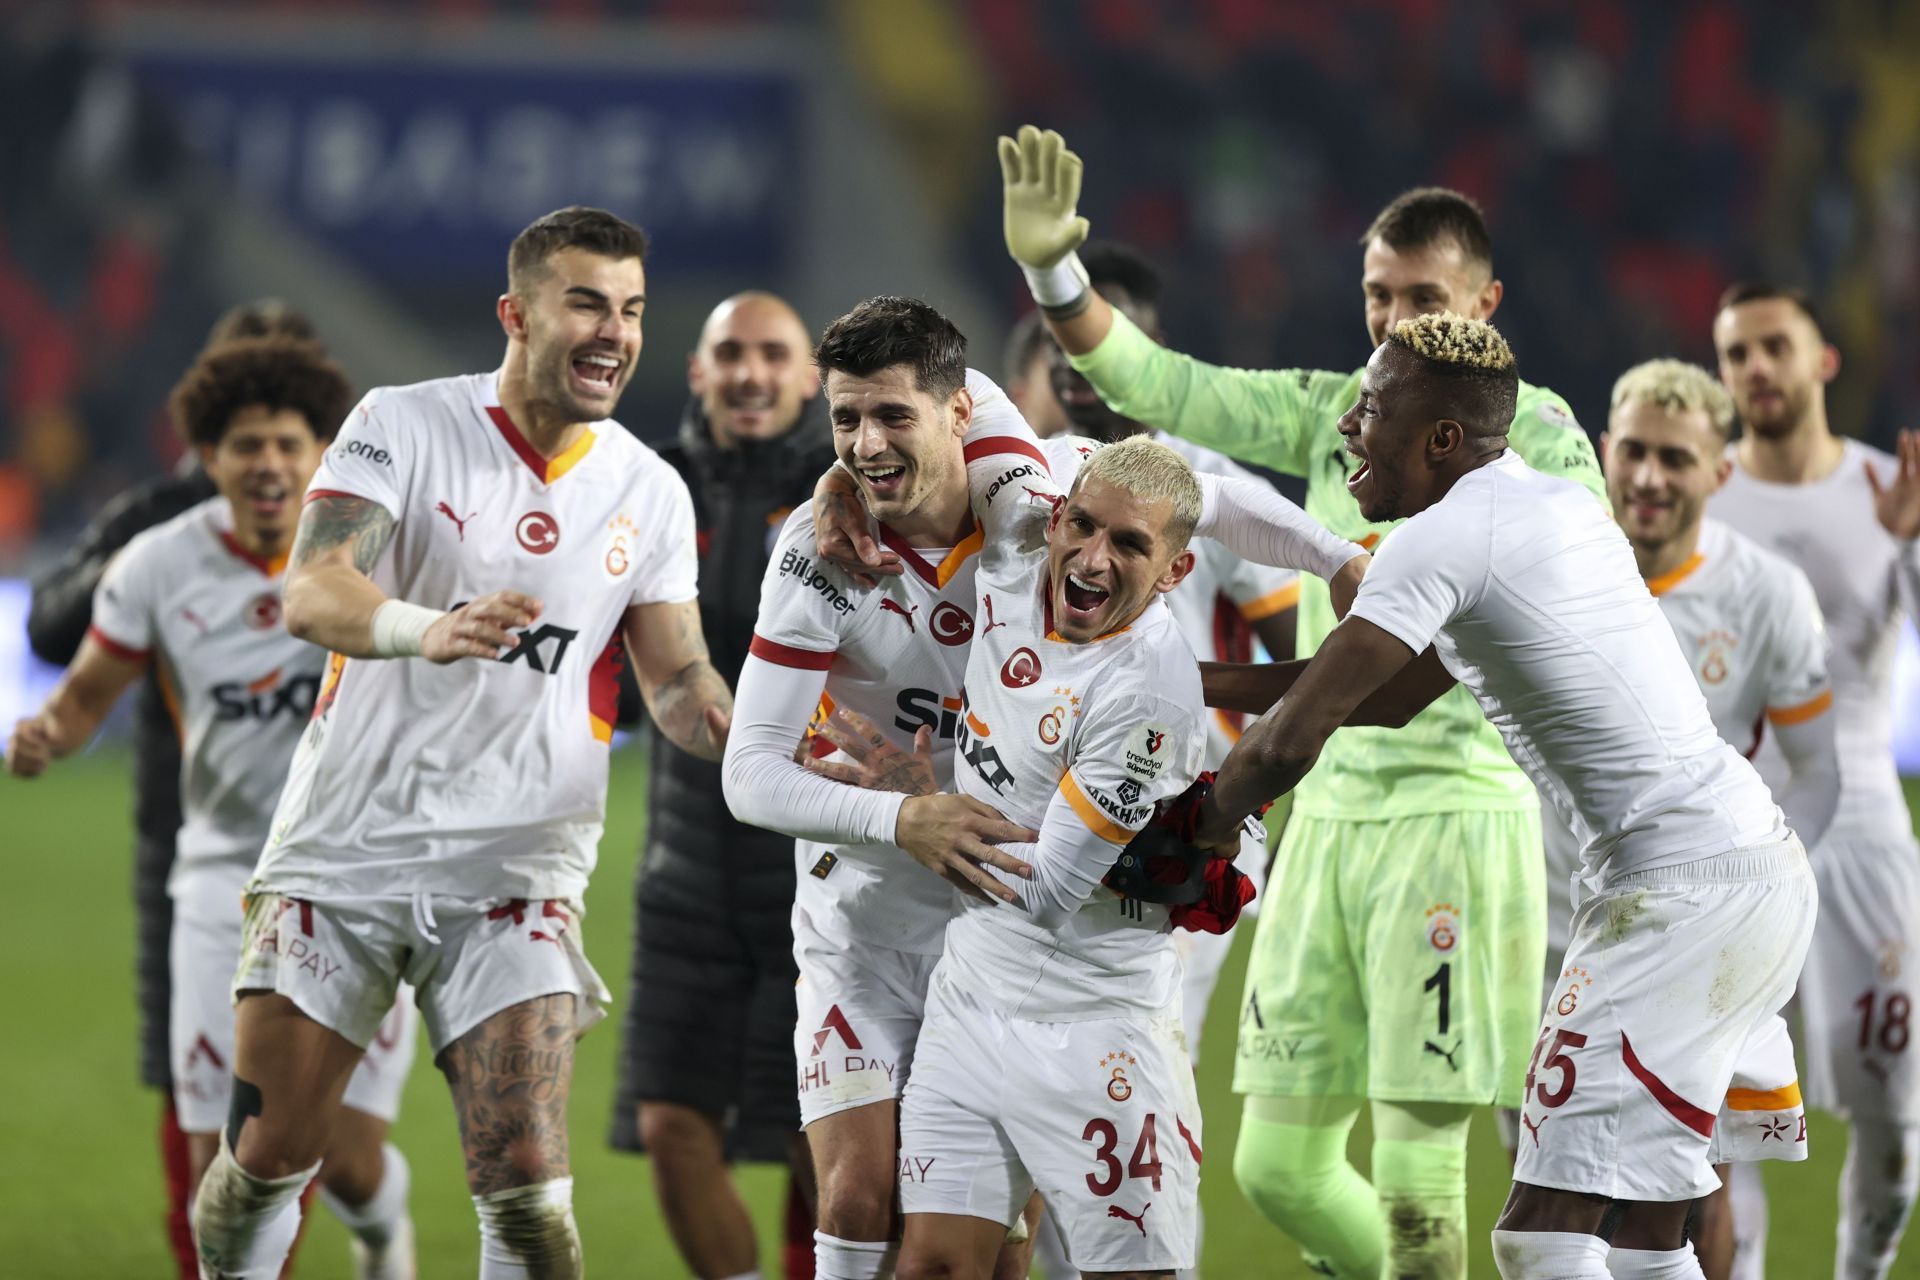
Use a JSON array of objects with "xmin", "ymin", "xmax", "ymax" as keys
[{"xmin": 639, "ymin": 397, "xmax": 838, "ymax": 877}]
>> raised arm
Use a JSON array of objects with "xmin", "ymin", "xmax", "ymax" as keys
[
  {"xmin": 1193, "ymin": 472, "xmax": 1369, "ymax": 600},
  {"xmin": 623, "ymin": 599, "xmax": 732, "ymax": 763},
  {"xmin": 6, "ymin": 634, "xmax": 145, "ymax": 777},
  {"xmin": 1000, "ymin": 124, "xmax": 1334, "ymax": 475}
]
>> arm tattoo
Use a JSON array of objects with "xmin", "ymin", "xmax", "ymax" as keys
[
  {"xmin": 290, "ymin": 494, "xmax": 396, "ymax": 577},
  {"xmin": 652, "ymin": 658, "xmax": 732, "ymax": 750},
  {"xmin": 440, "ymin": 992, "xmax": 576, "ymax": 1196}
]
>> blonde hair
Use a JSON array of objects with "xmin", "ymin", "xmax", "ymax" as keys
[
  {"xmin": 1072, "ymin": 436, "xmax": 1203, "ymax": 549},
  {"xmin": 1610, "ymin": 358, "xmax": 1736, "ymax": 439},
  {"xmin": 1387, "ymin": 312, "xmax": 1516, "ymax": 371}
]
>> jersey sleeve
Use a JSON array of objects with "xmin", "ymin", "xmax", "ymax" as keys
[
  {"xmin": 1193, "ymin": 472, "xmax": 1367, "ymax": 580},
  {"xmin": 1066, "ymin": 308, "xmax": 1348, "ymax": 477},
  {"xmin": 1226, "ymin": 557, "xmax": 1299, "ymax": 622},
  {"xmin": 722, "ymin": 654, "xmax": 905, "ymax": 846},
  {"xmin": 1764, "ymin": 566, "xmax": 1834, "ymax": 726},
  {"xmin": 628, "ymin": 462, "xmax": 699, "ymax": 607},
  {"xmin": 1345, "ymin": 502, "xmax": 1488, "ymax": 655},
  {"xmin": 1017, "ymin": 679, "xmax": 1206, "ymax": 926},
  {"xmin": 87, "ymin": 533, "xmax": 162, "ymax": 662},
  {"xmin": 304, "ymin": 391, "xmax": 417, "ymax": 518},
  {"xmin": 747, "ymin": 508, "xmax": 863, "ymax": 669},
  {"xmin": 963, "ymin": 368, "xmax": 1052, "ymax": 477},
  {"xmin": 1508, "ymin": 386, "xmax": 1607, "ymax": 510}
]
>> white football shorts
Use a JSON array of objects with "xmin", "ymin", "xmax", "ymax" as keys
[
  {"xmin": 793, "ymin": 904, "xmax": 940, "ymax": 1126},
  {"xmin": 1796, "ymin": 828, "xmax": 1920, "ymax": 1123},
  {"xmin": 1513, "ymin": 837, "xmax": 1815, "ymax": 1201},
  {"xmin": 234, "ymin": 891, "xmax": 608, "ymax": 1054},
  {"xmin": 173, "ymin": 888, "xmax": 414, "ymax": 1133},
  {"xmin": 899, "ymin": 966, "xmax": 1202, "ymax": 1274}
]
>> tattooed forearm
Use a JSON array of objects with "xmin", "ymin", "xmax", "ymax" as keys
[
  {"xmin": 290, "ymin": 494, "xmax": 396, "ymax": 575},
  {"xmin": 440, "ymin": 993, "xmax": 576, "ymax": 1197},
  {"xmin": 649, "ymin": 658, "xmax": 732, "ymax": 759}
]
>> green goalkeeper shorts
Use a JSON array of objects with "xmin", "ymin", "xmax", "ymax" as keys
[{"xmin": 1232, "ymin": 809, "xmax": 1546, "ymax": 1107}]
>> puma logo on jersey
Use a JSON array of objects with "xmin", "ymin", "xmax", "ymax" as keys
[
  {"xmin": 880, "ymin": 599, "xmax": 918, "ymax": 632},
  {"xmin": 1423, "ymin": 1039, "xmax": 1462, "ymax": 1071},
  {"xmin": 436, "ymin": 502, "xmax": 476, "ymax": 540},
  {"xmin": 980, "ymin": 594, "xmax": 1008, "ymax": 634},
  {"xmin": 1108, "ymin": 1203, "xmax": 1150, "ymax": 1236},
  {"xmin": 1520, "ymin": 1112, "xmax": 1548, "ymax": 1147}
]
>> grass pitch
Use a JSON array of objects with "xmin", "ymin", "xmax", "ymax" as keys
[{"xmin": 0, "ymin": 746, "xmax": 1870, "ymax": 1276}]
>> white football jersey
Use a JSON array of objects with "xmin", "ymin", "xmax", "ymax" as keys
[
  {"xmin": 1352, "ymin": 452, "xmax": 1785, "ymax": 880},
  {"xmin": 941, "ymin": 480, "xmax": 1207, "ymax": 1021},
  {"xmin": 1152, "ymin": 434, "xmax": 1297, "ymax": 767},
  {"xmin": 256, "ymin": 371, "xmax": 697, "ymax": 900},
  {"xmin": 90, "ymin": 497, "xmax": 325, "ymax": 899},
  {"xmin": 1543, "ymin": 516, "xmax": 1831, "ymax": 943},
  {"xmin": 1712, "ymin": 439, "xmax": 1914, "ymax": 843},
  {"xmin": 739, "ymin": 371, "xmax": 1080, "ymax": 953}
]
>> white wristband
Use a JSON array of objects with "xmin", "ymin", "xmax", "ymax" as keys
[
  {"xmin": 370, "ymin": 599, "xmax": 444, "ymax": 658},
  {"xmin": 1020, "ymin": 252, "xmax": 1091, "ymax": 308}
]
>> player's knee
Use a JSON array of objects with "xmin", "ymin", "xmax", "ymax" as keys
[
  {"xmin": 636, "ymin": 1100, "xmax": 721, "ymax": 1165},
  {"xmin": 1232, "ymin": 1121, "xmax": 1343, "ymax": 1222},
  {"xmin": 474, "ymin": 1176, "xmax": 581, "ymax": 1277},
  {"xmin": 893, "ymin": 1247, "xmax": 963, "ymax": 1280},
  {"xmin": 815, "ymin": 1173, "xmax": 894, "ymax": 1241}
]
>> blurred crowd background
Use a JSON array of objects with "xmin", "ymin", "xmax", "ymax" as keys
[{"xmin": 1, "ymin": 0, "xmax": 1918, "ymax": 567}]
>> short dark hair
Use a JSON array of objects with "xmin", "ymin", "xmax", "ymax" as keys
[
  {"xmin": 1716, "ymin": 281, "xmax": 1825, "ymax": 339},
  {"xmin": 1081, "ymin": 240, "xmax": 1163, "ymax": 309},
  {"xmin": 1003, "ymin": 309, "xmax": 1052, "ymax": 384},
  {"xmin": 508, "ymin": 206, "xmax": 650, "ymax": 291},
  {"xmin": 170, "ymin": 338, "xmax": 354, "ymax": 448},
  {"xmin": 206, "ymin": 298, "xmax": 317, "ymax": 349},
  {"xmin": 1362, "ymin": 187, "xmax": 1494, "ymax": 273},
  {"xmin": 815, "ymin": 296, "xmax": 967, "ymax": 400}
]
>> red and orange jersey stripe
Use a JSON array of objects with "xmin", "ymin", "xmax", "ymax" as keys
[
  {"xmin": 1237, "ymin": 579, "xmax": 1301, "ymax": 623},
  {"xmin": 1725, "ymin": 1081, "xmax": 1801, "ymax": 1112}
]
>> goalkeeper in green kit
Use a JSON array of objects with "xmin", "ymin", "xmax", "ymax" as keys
[{"xmin": 998, "ymin": 126, "xmax": 1606, "ymax": 1278}]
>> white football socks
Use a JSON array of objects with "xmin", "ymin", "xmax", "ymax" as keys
[
  {"xmin": 474, "ymin": 1177, "xmax": 581, "ymax": 1279},
  {"xmin": 1491, "ymin": 1229, "xmax": 1610, "ymax": 1279},
  {"xmin": 191, "ymin": 1132, "xmax": 319, "ymax": 1279},
  {"xmin": 318, "ymin": 1141, "xmax": 414, "ymax": 1280},
  {"xmin": 813, "ymin": 1230, "xmax": 894, "ymax": 1280},
  {"xmin": 1606, "ymin": 1244, "xmax": 1706, "ymax": 1278}
]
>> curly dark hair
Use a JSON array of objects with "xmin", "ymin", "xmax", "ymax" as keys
[{"xmin": 169, "ymin": 338, "xmax": 354, "ymax": 448}]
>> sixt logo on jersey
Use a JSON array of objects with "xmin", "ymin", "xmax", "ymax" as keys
[
  {"xmin": 779, "ymin": 547, "xmax": 856, "ymax": 615},
  {"xmin": 895, "ymin": 689, "xmax": 964, "ymax": 740},
  {"xmin": 983, "ymin": 464, "xmax": 1041, "ymax": 505},
  {"xmin": 449, "ymin": 601, "xmax": 581, "ymax": 674},
  {"xmin": 212, "ymin": 670, "xmax": 322, "ymax": 723},
  {"xmin": 955, "ymin": 689, "xmax": 1016, "ymax": 794}
]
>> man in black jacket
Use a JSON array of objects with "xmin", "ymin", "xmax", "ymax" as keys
[
  {"xmin": 25, "ymin": 299, "xmax": 316, "ymax": 1278},
  {"xmin": 611, "ymin": 291, "xmax": 834, "ymax": 1280}
]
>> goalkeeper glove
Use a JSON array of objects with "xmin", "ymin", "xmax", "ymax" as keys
[{"xmin": 998, "ymin": 124, "xmax": 1091, "ymax": 307}]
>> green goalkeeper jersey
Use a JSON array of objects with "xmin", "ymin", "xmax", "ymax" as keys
[{"xmin": 1071, "ymin": 310, "xmax": 1608, "ymax": 819}]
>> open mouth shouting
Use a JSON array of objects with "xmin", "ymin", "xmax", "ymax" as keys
[
  {"xmin": 1345, "ymin": 439, "xmax": 1372, "ymax": 495},
  {"xmin": 1060, "ymin": 570, "xmax": 1111, "ymax": 624},
  {"xmin": 571, "ymin": 349, "xmax": 622, "ymax": 398},
  {"xmin": 857, "ymin": 460, "xmax": 909, "ymax": 501},
  {"xmin": 245, "ymin": 480, "xmax": 291, "ymax": 522}
]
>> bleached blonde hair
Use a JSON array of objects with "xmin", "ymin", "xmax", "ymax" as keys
[
  {"xmin": 1387, "ymin": 311, "xmax": 1516, "ymax": 371},
  {"xmin": 1071, "ymin": 436, "xmax": 1203, "ymax": 549},
  {"xmin": 1610, "ymin": 358, "xmax": 1736, "ymax": 439}
]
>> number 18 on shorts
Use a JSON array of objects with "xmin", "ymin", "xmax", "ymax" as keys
[{"xmin": 898, "ymin": 970, "xmax": 1203, "ymax": 1274}]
